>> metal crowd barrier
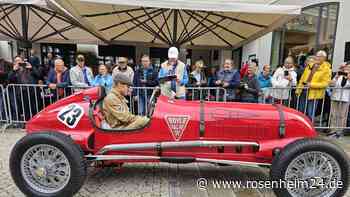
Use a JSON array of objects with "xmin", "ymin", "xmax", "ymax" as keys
[
  {"xmin": 129, "ymin": 87, "xmax": 156, "ymax": 116},
  {"xmin": 0, "ymin": 84, "xmax": 9, "ymax": 130},
  {"xmin": 1, "ymin": 84, "xmax": 227, "ymax": 124},
  {"xmin": 263, "ymin": 86, "xmax": 350, "ymax": 131},
  {"xmin": 2, "ymin": 83, "xmax": 350, "ymax": 132},
  {"xmin": 6, "ymin": 84, "xmax": 90, "ymax": 125},
  {"xmin": 186, "ymin": 87, "xmax": 227, "ymax": 102},
  {"xmin": 129, "ymin": 87, "xmax": 227, "ymax": 115}
]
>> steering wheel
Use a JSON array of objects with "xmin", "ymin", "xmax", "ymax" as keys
[{"xmin": 147, "ymin": 87, "xmax": 161, "ymax": 117}]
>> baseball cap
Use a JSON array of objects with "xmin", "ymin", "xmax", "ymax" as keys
[
  {"xmin": 168, "ymin": 47, "xmax": 179, "ymax": 59},
  {"xmin": 113, "ymin": 73, "xmax": 133, "ymax": 86}
]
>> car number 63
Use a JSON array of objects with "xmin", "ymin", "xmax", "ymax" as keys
[{"xmin": 57, "ymin": 103, "xmax": 84, "ymax": 128}]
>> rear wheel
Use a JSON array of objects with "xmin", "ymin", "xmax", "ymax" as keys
[
  {"xmin": 270, "ymin": 138, "xmax": 350, "ymax": 197},
  {"xmin": 10, "ymin": 132, "xmax": 87, "ymax": 197}
]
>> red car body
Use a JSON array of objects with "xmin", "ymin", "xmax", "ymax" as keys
[{"xmin": 25, "ymin": 87, "xmax": 316, "ymax": 165}]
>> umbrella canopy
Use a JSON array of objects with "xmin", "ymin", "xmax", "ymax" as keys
[
  {"xmin": 1, "ymin": 0, "xmax": 301, "ymax": 48},
  {"xmin": 50, "ymin": 0, "xmax": 301, "ymax": 48},
  {"xmin": 0, "ymin": 0, "xmax": 106, "ymax": 43}
]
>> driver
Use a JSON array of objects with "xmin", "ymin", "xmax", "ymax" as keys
[{"xmin": 103, "ymin": 73, "xmax": 149, "ymax": 129}]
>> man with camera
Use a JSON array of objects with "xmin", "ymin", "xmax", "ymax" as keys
[
  {"xmin": 8, "ymin": 56, "xmax": 41, "ymax": 121},
  {"xmin": 8, "ymin": 56, "xmax": 40, "ymax": 85},
  {"xmin": 271, "ymin": 56, "xmax": 297, "ymax": 104}
]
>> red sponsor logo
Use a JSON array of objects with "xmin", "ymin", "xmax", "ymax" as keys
[{"xmin": 165, "ymin": 115, "xmax": 190, "ymax": 141}]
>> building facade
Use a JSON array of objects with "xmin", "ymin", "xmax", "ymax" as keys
[{"xmin": 242, "ymin": 0, "xmax": 349, "ymax": 71}]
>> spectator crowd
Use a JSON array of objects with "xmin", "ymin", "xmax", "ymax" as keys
[{"xmin": 1, "ymin": 47, "xmax": 350, "ymax": 137}]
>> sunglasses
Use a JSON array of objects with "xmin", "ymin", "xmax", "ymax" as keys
[{"xmin": 119, "ymin": 61, "xmax": 127, "ymax": 64}]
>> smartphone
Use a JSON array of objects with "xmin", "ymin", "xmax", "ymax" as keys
[
  {"xmin": 19, "ymin": 62, "xmax": 27, "ymax": 68},
  {"xmin": 159, "ymin": 75, "xmax": 177, "ymax": 83},
  {"xmin": 284, "ymin": 70, "xmax": 289, "ymax": 76},
  {"xmin": 338, "ymin": 71, "xmax": 347, "ymax": 76}
]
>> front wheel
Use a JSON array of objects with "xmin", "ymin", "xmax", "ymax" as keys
[
  {"xmin": 270, "ymin": 138, "xmax": 350, "ymax": 197},
  {"xmin": 9, "ymin": 132, "xmax": 87, "ymax": 197}
]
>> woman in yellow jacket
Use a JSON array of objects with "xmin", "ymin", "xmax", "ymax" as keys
[{"xmin": 295, "ymin": 50, "xmax": 332, "ymax": 121}]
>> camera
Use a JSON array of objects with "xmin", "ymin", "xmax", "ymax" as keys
[
  {"xmin": 19, "ymin": 62, "xmax": 27, "ymax": 68},
  {"xmin": 284, "ymin": 70, "xmax": 289, "ymax": 76},
  {"xmin": 338, "ymin": 71, "xmax": 347, "ymax": 76},
  {"xmin": 239, "ymin": 82, "xmax": 247, "ymax": 89}
]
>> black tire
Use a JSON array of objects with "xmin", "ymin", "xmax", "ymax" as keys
[
  {"xmin": 9, "ymin": 132, "xmax": 87, "ymax": 197},
  {"xmin": 270, "ymin": 138, "xmax": 350, "ymax": 197}
]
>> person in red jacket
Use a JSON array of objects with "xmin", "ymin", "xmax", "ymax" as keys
[{"xmin": 240, "ymin": 61, "xmax": 249, "ymax": 78}]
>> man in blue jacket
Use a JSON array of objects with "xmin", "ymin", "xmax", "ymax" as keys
[
  {"xmin": 215, "ymin": 59, "xmax": 240, "ymax": 101},
  {"xmin": 47, "ymin": 59, "xmax": 70, "ymax": 100},
  {"xmin": 133, "ymin": 55, "xmax": 159, "ymax": 115},
  {"xmin": 257, "ymin": 64, "xmax": 272, "ymax": 103}
]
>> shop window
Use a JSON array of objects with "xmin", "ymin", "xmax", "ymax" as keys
[
  {"xmin": 98, "ymin": 45, "xmax": 135, "ymax": 67},
  {"xmin": 41, "ymin": 43, "xmax": 77, "ymax": 68},
  {"xmin": 276, "ymin": 3, "xmax": 339, "ymax": 65},
  {"xmin": 345, "ymin": 42, "xmax": 350, "ymax": 62}
]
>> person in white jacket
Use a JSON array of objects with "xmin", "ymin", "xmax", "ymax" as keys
[
  {"xmin": 271, "ymin": 56, "xmax": 297, "ymax": 103},
  {"xmin": 329, "ymin": 64, "xmax": 350, "ymax": 137}
]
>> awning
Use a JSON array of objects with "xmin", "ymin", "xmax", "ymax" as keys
[
  {"xmin": 50, "ymin": 0, "xmax": 301, "ymax": 49},
  {"xmin": 1, "ymin": 0, "xmax": 301, "ymax": 48},
  {"xmin": 0, "ymin": 0, "xmax": 106, "ymax": 44}
]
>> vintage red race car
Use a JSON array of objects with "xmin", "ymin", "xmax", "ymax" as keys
[{"xmin": 9, "ymin": 86, "xmax": 350, "ymax": 197}]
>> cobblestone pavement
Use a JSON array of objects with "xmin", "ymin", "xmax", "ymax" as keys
[{"xmin": 0, "ymin": 129, "xmax": 350, "ymax": 197}]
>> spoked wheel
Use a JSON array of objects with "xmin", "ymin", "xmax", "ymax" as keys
[
  {"xmin": 10, "ymin": 132, "xmax": 86, "ymax": 197},
  {"xmin": 271, "ymin": 138, "xmax": 350, "ymax": 197}
]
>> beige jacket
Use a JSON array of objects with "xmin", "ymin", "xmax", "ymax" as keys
[
  {"xmin": 159, "ymin": 60, "xmax": 187, "ymax": 98},
  {"xmin": 103, "ymin": 88, "xmax": 149, "ymax": 129}
]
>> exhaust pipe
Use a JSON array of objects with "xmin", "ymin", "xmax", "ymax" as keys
[
  {"xmin": 97, "ymin": 140, "xmax": 259, "ymax": 154},
  {"xmin": 85, "ymin": 154, "xmax": 270, "ymax": 167}
]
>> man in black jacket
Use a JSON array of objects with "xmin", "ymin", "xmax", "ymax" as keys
[
  {"xmin": 8, "ymin": 56, "xmax": 41, "ymax": 121},
  {"xmin": 133, "ymin": 55, "xmax": 159, "ymax": 115},
  {"xmin": 239, "ymin": 64, "xmax": 261, "ymax": 103}
]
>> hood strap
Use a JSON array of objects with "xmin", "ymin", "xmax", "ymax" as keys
[{"xmin": 273, "ymin": 103, "xmax": 285, "ymax": 138}]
